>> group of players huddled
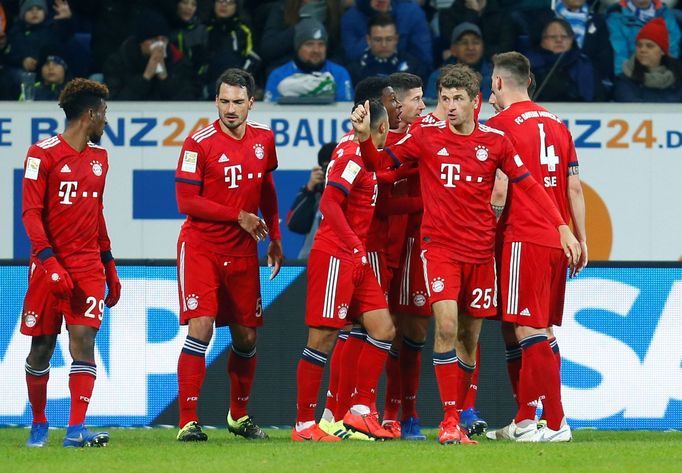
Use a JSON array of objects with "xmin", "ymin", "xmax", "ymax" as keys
[{"xmin": 19, "ymin": 50, "xmax": 586, "ymax": 448}]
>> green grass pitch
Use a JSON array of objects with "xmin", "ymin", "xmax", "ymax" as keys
[{"xmin": 2, "ymin": 428, "xmax": 682, "ymax": 472}]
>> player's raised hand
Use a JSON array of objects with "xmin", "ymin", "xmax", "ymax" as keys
[
  {"xmin": 267, "ymin": 240, "xmax": 283, "ymax": 280},
  {"xmin": 238, "ymin": 210, "xmax": 268, "ymax": 241},
  {"xmin": 351, "ymin": 100, "xmax": 371, "ymax": 142},
  {"xmin": 558, "ymin": 225, "xmax": 581, "ymax": 277},
  {"xmin": 42, "ymin": 256, "xmax": 74, "ymax": 299},
  {"xmin": 104, "ymin": 260, "xmax": 121, "ymax": 307}
]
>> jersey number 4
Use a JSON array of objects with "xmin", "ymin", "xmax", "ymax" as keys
[{"xmin": 538, "ymin": 123, "xmax": 559, "ymax": 172}]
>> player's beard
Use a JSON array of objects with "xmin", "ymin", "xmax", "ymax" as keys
[
  {"xmin": 221, "ymin": 114, "xmax": 246, "ymax": 130},
  {"xmin": 89, "ymin": 130, "xmax": 103, "ymax": 144}
]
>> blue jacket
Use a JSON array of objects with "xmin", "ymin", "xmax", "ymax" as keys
[
  {"xmin": 613, "ymin": 74, "xmax": 682, "ymax": 102},
  {"xmin": 265, "ymin": 60, "xmax": 353, "ymax": 102},
  {"xmin": 606, "ymin": 0, "xmax": 681, "ymax": 75},
  {"xmin": 347, "ymin": 49, "xmax": 428, "ymax": 85},
  {"xmin": 425, "ymin": 57, "xmax": 492, "ymax": 101},
  {"xmin": 341, "ymin": 0, "xmax": 433, "ymax": 69},
  {"xmin": 527, "ymin": 46, "xmax": 600, "ymax": 102}
]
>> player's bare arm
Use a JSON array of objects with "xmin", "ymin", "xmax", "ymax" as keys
[{"xmin": 568, "ymin": 167, "xmax": 588, "ymax": 276}]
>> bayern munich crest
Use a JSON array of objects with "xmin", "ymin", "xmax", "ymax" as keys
[
  {"xmin": 90, "ymin": 160, "xmax": 103, "ymax": 176},
  {"xmin": 23, "ymin": 311, "xmax": 38, "ymax": 328},
  {"xmin": 431, "ymin": 277, "xmax": 445, "ymax": 293},
  {"xmin": 186, "ymin": 294, "xmax": 199, "ymax": 310},
  {"xmin": 253, "ymin": 143, "xmax": 265, "ymax": 160},
  {"xmin": 338, "ymin": 303, "xmax": 349, "ymax": 319},
  {"xmin": 474, "ymin": 145, "xmax": 489, "ymax": 161},
  {"xmin": 413, "ymin": 292, "xmax": 427, "ymax": 307}
]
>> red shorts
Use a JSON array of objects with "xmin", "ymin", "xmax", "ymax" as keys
[
  {"xmin": 393, "ymin": 236, "xmax": 431, "ymax": 317},
  {"xmin": 305, "ymin": 249, "xmax": 388, "ymax": 329},
  {"xmin": 21, "ymin": 260, "xmax": 106, "ymax": 336},
  {"xmin": 422, "ymin": 247, "xmax": 498, "ymax": 318},
  {"xmin": 500, "ymin": 241, "xmax": 567, "ymax": 328},
  {"xmin": 177, "ymin": 240, "xmax": 262, "ymax": 328},
  {"xmin": 367, "ymin": 250, "xmax": 391, "ymax": 295}
]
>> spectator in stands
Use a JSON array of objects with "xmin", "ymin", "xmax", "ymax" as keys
[
  {"xmin": 3, "ymin": 0, "xmax": 74, "ymax": 78},
  {"xmin": 607, "ymin": 0, "xmax": 680, "ymax": 75},
  {"xmin": 261, "ymin": 0, "xmax": 344, "ymax": 71},
  {"xmin": 70, "ymin": 0, "xmax": 142, "ymax": 77},
  {"xmin": 614, "ymin": 16, "xmax": 682, "ymax": 101},
  {"xmin": 438, "ymin": 0, "xmax": 516, "ymax": 61},
  {"xmin": 204, "ymin": 0, "xmax": 261, "ymax": 98},
  {"xmin": 286, "ymin": 142, "xmax": 337, "ymax": 259},
  {"xmin": 33, "ymin": 53, "xmax": 69, "ymax": 100},
  {"xmin": 554, "ymin": 0, "xmax": 615, "ymax": 91},
  {"xmin": 342, "ymin": 0, "xmax": 433, "ymax": 70},
  {"xmin": 425, "ymin": 22, "xmax": 491, "ymax": 100},
  {"xmin": 265, "ymin": 18, "xmax": 352, "ymax": 102},
  {"xmin": 528, "ymin": 17, "xmax": 603, "ymax": 101},
  {"xmin": 169, "ymin": 0, "xmax": 208, "ymax": 85},
  {"xmin": 347, "ymin": 13, "xmax": 427, "ymax": 84},
  {"xmin": 104, "ymin": 11, "xmax": 198, "ymax": 100}
]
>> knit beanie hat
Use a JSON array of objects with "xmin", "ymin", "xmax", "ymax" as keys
[
  {"xmin": 134, "ymin": 11, "xmax": 171, "ymax": 42},
  {"xmin": 294, "ymin": 18, "xmax": 328, "ymax": 52},
  {"xmin": 20, "ymin": 0, "xmax": 47, "ymax": 18},
  {"xmin": 637, "ymin": 17, "xmax": 669, "ymax": 55}
]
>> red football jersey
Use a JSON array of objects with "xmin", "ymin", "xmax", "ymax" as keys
[
  {"xmin": 486, "ymin": 101, "xmax": 577, "ymax": 248},
  {"xmin": 313, "ymin": 132, "xmax": 377, "ymax": 259},
  {"xmin": 22, "ymin": 135, "xmax": 109, "ymax": 274},
  {"xmin": 386, "ymin": 121, "xmax": 531, "ymax": 263},
  {"xmin": 175, "ymin": 120, "xmax": 278, "ymax": 256},
  {"xmin": 365, "ymin": 180, "xmax": 392, "ymax": 252},
  {"xmin": 383, "ymin": 129, "xmax": 411, "ymax": 268}
]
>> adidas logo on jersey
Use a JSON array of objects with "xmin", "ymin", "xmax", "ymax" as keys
[
  {"xmin": 218, "ymin": 154, "xmax": 230, "ymax": 163},
  {"xmin": 60, "ymin": 164, "xmax": 71, "ymax": 173},
  {"xmin": 437, "ymin": 147, "xmax": 449, "ymax": 156},
  {"xmin": 520, "ymin": 308, "xmax": 531, "ymax": 316}
]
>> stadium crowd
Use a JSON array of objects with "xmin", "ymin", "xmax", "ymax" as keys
[{"xmin": 1, "ymin": 0, "xmax": 682, "ymax": 103}]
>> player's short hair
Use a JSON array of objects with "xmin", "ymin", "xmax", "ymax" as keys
[
  {"xmin": 438, "ymin": 64, "xmax": 480, "ymax": 100},
  {"xmin": 368, "ymin": 13, "xmax": 397, "ymax": 33},
  {"xmin": 388, "ymin": 72, "xmax": 423, "ymax": 96},
  {"xmin": 492, "ymin": 52, "xmax": 531, "ymax": 89},
  {"xmin": 435, "ymin": 64, "xmax": 458, "ymax": 94},
  {"xmin": 369, "ymin": 99, "xmax": 388, "ymax": 130},
  {"xmin": 354, "ymin": 76, "xmax": 391, "ymax": 107},
  {"xmin": 528, "ymin": 71, "xmax": 537, "ymax": 97},
  {"xmin": 58, "ymin": 78, "xmax": 109, "ymax": 121},
  {"xmin": 215, "ymin": 68, "xmax": 255, "ymax": 99}
]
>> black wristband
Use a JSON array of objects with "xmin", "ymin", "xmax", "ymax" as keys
[{"xmin": 101, "ymin": 250, "xmax": 114, "ymax": 264}]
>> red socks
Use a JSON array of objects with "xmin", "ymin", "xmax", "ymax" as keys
[
  {"xmin": 228, "ymin": 346, "xmax": 257, "ymax": 420},
  {"xmin": 68, "ymin": 361, "xmax": 96, "ymax": 426},
  {"xmin": 433, "ymin": 351, "xmax": 473, "ymax": 422},
  {"xmin": 25, "ymin": 362, "xmax": 50, "ymax": 424},
  {"xmin": 505, "ymin": 343, "xmax": 522, "ymax": 407},
  {"xmin": 335, "ymin": 329, "xmax": 366, "ymax": 418},
  {"xmin": 325, "ymin": 332, "xmax": 348, "ymax": 416},
  {"xmin": 462, "ymin": 344, "xmax": 481, "ymax": 410},
  {"xmin": 354, "ymin": 337, "xmax": 391, "ymax": 407},
  {"xmin": 383, "ymin": 348, "xmax": 401, "ymax": 421},
  {"xmin": 400, "ymin": 337, "xmax": 424, "ymax": 419},
  {"xmin": 177, "ymin": 336, "xmax": 208, "ymax": 427},
  {"xmin": 515, "ymin": 335, "xmax": 564, "ymax": 429},
  {"xmin": 296, "ymin": 347, "xmax": 327, "ymax": 424}
]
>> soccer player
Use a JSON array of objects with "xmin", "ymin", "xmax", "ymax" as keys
[
  {"xmin": 174, "ymin": 69, "xmax": 282, "ymax": 442},
  {"xmin": 484, "ymin": 52, "xmax": 588, "ymax": 442},
  {"xmin": 350, "ymin": 64, "xmax": 581, "ymax": 445},
  {"xmin": 293, "ymin": 100, "xmax": 395, "ymax": 442},
  {"xmin": 21, "ymin": 78, "xmax": 121, "ymax": 448},
  {"xmin": 319, "ymin": 77, "xmax": 403, "ymax": 441}
]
